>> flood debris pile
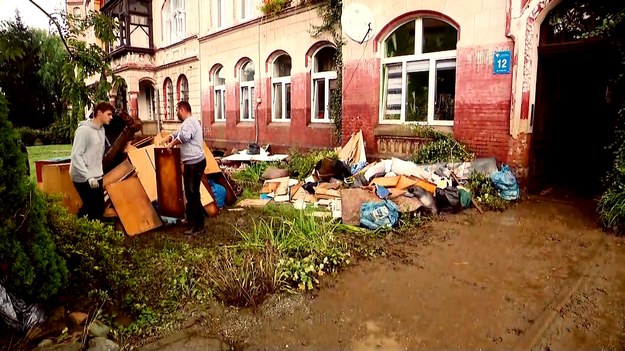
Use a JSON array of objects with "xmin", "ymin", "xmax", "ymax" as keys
[{"xmin": 229, "ymin": 131, "xmax": 520, "ymax": 230}]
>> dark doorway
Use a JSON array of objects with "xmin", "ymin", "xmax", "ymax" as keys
[{"xmin": 529, "ymin": 2, "xmax": 620, "ymax": 195}]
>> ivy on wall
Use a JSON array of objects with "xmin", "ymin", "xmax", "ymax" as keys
[{"xmin": 310, "ymin": 0, "xmax": 344, "ymax": 145}]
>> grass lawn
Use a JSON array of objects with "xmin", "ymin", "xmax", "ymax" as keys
[{"xmin": 26, "ymin": 144, "xmax": 72, "ymax": 181}]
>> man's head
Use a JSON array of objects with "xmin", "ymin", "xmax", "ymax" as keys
[
  {"xmin": 176, "ymin": 101, "xmax": 192, "ymax": 121},
  {"xmin": 93, "ymin": 102, "xmax": 114, "ymax": 126}
]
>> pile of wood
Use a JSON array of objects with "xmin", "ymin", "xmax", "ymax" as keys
[{"xmin": 38, "ymin": 132, "xmax": 237, "ymax": 236}]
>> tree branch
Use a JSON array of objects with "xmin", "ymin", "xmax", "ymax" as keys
[{"xmin": 27, "ymin": 0, "xmax": 74, "ymax": 59}]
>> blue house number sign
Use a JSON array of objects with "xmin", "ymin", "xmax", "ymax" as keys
[{"xmin": 493, "ymin": 50, "xmax": 511, "ymax": 75}]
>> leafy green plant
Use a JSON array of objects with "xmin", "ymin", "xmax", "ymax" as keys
[
  {"xmin": 598, "ymin": 185, "xmax": 625, "ymax": 232},
  {"xmin": 411, "ymin": 127, "xmax": 474, "ymax": 164},
  {"xmin": 260, "ymin": 0, "xmax": 291, "ymax": 15},
  {"xmin": 0, "ymin": 93, "xmax": 67, "ymax": 301},
  {"xmin": 288, "ymin": 148, "xmax": 337, "ymax": 180},
  {"xmin": 467, "ymin": 171, "xmax": 509, "ymax": 212}
]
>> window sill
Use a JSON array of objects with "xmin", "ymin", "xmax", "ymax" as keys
[
  {"xmin": 270, "ymin": 119, "xmax": 291, "ymax": 124},
  {"xmin": 237, "ymin": 121, "xmax": 256, "ymax": 126},
  {"xmin": 212, "ymin": 121, "xmax": 227, "ymax": 125},
  {"xmin": 374, "ymin": 124, "xmax": 453, "ymax": 137}
]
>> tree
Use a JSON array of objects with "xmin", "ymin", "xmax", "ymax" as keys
[{"xmin": 0, "ymin": 12, "xmax": 65, "ymax": 129}]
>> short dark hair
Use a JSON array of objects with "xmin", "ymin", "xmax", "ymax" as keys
[
  {"xmin": 94, "ymin": 102, "xmax": 114, "ymax": 115},
  {"xmin": 176, "ymin": 100, "xmax": 191, "ymax": 113}
]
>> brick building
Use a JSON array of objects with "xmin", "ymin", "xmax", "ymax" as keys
[{"xmin": 67, "ymin": 0, "xmax": 616, "ymax": 188}]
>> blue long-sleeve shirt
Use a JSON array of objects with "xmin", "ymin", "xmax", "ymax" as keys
[{"xmin": 171, "ymin": 115, "xmax": 205, "ymax": 165}]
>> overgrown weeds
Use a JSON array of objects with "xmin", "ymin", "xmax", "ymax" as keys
[
  {"xmin": 467, "ymin": 171, "xmax": 509, "ymax": 212},
  {"xmin": 288, "ymin": 148, "xmax": 337, "ymax": 180},
  {"xmin": 410, "ymin": 126, "xmax": 474, "ymax": 164}
]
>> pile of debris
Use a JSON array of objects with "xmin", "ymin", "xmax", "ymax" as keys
[
  {"xmin": 233, "ymin": 131, "xmax": 520, "ymax": 230},
  {"xmin": 38, "ymin": 132, "xmax": 238, "ymax": 236}
]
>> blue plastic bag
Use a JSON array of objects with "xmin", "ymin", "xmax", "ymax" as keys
[
  {"xmin": 490, "ymin": 165, "xmax": 520, "ymax": 201},
  {"xmin": 208, "ymin": 179, "xmax": 227, "ymax": 209},
  {"xmin": 360, "ymin": 200, "xmax": 400, "ymax": 230}
]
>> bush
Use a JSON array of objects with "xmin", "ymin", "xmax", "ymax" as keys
[
  {"xmin": 17, "ymin": 124, "xmax": 70, "ymax": 146},
  {"xmin": 17, "ymin": 127, "xmax": 39, "ymax": 146},
  {"xmin": 45, "ymin": 196, "xmax": 128, "ymax": 295},
  {"xmin": 467, "ymin": 171, "xmax": 509, "ymax": 212},
  {"xmin": 411, "ymin": 127, "xmax": 473, "ymax": 164},
  {"xmin": 0, "ymin": 93, "xmax": 68, "ymax": 301},
  {"xmin": 288, "ymin": 148, "xmax": 337, "ymax": 180}
]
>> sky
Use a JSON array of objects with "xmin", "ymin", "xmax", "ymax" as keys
[{"xmin": 0, "ymin": 0, "xmax": 65, "ymax": 30}]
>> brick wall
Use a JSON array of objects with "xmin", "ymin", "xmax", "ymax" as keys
[{"xmin": 453, "ymin": 43, "xmax": 514, "ymax": 163}]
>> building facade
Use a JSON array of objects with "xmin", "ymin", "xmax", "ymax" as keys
[{"xmin": 67, "ymin": 0, "xmax": 606, "ymax": 186}]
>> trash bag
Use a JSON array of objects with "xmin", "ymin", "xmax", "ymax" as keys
[
  {"xmin": 407, "ymin": 185, "xmax": 438, "ymax": 215},
  {"xmin": 208, "ymin": 179, "xmax": 227, "ymax": 209},
  {"xmin": 435, "ymin": 187, "xmax": 463, "ymax": 213},
  {"xmin": 491, "ymin": 165, "xmax": 520, "ymax": 201},
  {"xmin": 0, "ymin": 281, "xmax": 44, "ymax": 332},
  {"xmin": 459, "ymin": 188, "xmax": 472, "ymax": 209},
  {"xmin": 360, "ymin": 200, "xmax": 400, "ymax": 230}
]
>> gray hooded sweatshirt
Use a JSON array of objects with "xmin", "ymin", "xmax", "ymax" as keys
[{"xmin": 69, "ymin": 120, "xmax": 105, "ymax": 183}]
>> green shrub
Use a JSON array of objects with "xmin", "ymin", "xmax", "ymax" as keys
[
  {"xmin": 288, "ymin": 148, "xmax": 337, "ymax": 180},
  {"xmin": 45, "ymin": 196, "xmax": 128, "ymax": 295},
  {"xmin": 467, "ymin": 171, "xmax": 509, "ymax": 212},
  {"xmin": 411, "ymin": 127, "xmax": 473, "ymax": 164},
  {"xmin": 17, "ymin": 127, "xmax": 39, "ymax": 146},
  {"xmin": 598, "ymin": 185, "xmax": 625, "ymax": 232},
  {"xmin": 0, "ymin": 93, "xmax": 68, "ymax": 301}
]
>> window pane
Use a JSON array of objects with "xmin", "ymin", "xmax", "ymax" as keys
[
  {"xmin": 385, "ymin": 21, "xmax": 415, "ymax": 58},
  {"xmin": 241, "ymin": 86, "xmax": 250, "ymax": 120},
  {"xmin": 215, "ymin": 90, "xmax": 223, "ymax": 120},
  {"xmin": 167, "ymin": 81, "xmax": 174, "ymax": 120},
  {"xmin": 241, "ymin": 0, "xmax": 246, "ymax": 18},
  {"xmin": 215, "ymin": 68, "xmax": 225, "ymax": 86},
  {"xmin": 217, "ymin": 0, "xmax": 223, "ymax": 27},
  {"xmin": 314, "ymin": 79, "xmax": 325, "ymax": 119},
  {"xmin": 273, "ymin": 84, "xmax": 283, "ymax": 119},
  {"xmin": 242, "ymin": 62, "xmax": 255, "ymax": 82},
  {"xmin": 285, "ymin": 83, "xmax": 291, "ymax": 120},
  {"xmin": 422, "ymin": 18, "xmax": 458, "ymax": 53},
  {"xmin": 328, "ymin": 79, "xmax": 337, "ymax": 120},
  {"xmin": 273, "ymin": 55, "xmax": 292, "ymax": 77},
  {"xmin": 434, "ymin": 60, "xmax": 456, "ymax": 121},
  {"xmin": 383, "ymin": 63, "xmax": 402, "ymax": 120},
  {"xmin": 314, "ymin": 46, "xmax": 337, "ymax": 73},
  {"xmin": 406, "ymin": 70, "xmax": 429, "ymax": 122}
]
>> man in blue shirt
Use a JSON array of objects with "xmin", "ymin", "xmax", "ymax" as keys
[{"xmin": 165, "ymin": 101, "xmax": 206, "ymax": 235}]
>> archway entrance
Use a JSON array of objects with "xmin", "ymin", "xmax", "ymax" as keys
[{"xmin": 529, "ymin": 0, "xmax": 620, "ymax": 195}]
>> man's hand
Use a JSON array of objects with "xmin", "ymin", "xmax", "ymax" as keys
[{"xmin": 88, "ymin": 178, "xmax": 99, "ymax": 189}]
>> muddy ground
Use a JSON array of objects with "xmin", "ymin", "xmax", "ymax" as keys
[{"xmin": 141, "ymin": 195, "xmax": 625, "ymax": 351}]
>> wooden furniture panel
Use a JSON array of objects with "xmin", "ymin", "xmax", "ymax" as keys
[
  {"xmin": 41, "ymin": 163, "xmax": 82, "ymax": 215},
  {"xmin": 106, "ymin": 176, "xmax": 162, "ymax": 236},
  {"xmin": 154, "ymin": 147, "xmax": 185, "ymax": 219}
]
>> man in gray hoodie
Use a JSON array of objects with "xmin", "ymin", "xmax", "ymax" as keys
[{"xmin": 70, "ymin": 102, "xmax": 114, "ymax": 220}]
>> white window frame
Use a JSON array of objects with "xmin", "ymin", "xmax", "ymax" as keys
[
  {"xmin": 379, "ymin": 18, "xmax": 457, "ymax": 126},
  {"xmin": 311, "ymin": 47, "xmax": 337, "ymax": 123},
  {"xmin": 240, "ymin": 0, "xmax": 254, "ymax": 20},
  {"xmin": 164, "ymin": 0, "xmax": 185, "ymax": 45},
  {"xmin": 214, "ymin": 68, "xmax": 226, "ymax": 122},
  {"xmin": 178, "ymin": 75, "xmax": 189, "ymax": 102},
  {"xmin": 216, "ymin": 0, "xmax": 227, "ymax": 29},
  {"xmin": 271, "ymin": 56, "xmax": 292, "ymax": 122},
  {"xmin": 240, "ymin": 62, "xmax": 255, "ymax": 121},
  {"xmin": 165, "ymin": 79, "xmax": 174, "ymax": 120}
]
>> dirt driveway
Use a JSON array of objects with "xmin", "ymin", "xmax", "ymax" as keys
[{"xmin": 141, "ymin": 196, "xmax": 625, "ymax": 350}]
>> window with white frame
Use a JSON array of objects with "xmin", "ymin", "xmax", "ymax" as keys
[
  {"xmin": 240, "ymin": 0, "xmax": 254, "ymax": 20},
  {"xmin": 240, "ymin": 61, "xmax": 255, "ymax": 121},
  {"xmin": 165, "ymin": 78, "xmax": 174, "ymax": 120},
  {"xmin": 214, "ymin": 67, "xmax": 226, "ymax": 122},
  {"xmin": 216, "ymin": 0, "xmax": 227, "ymax": 29},
  {"xmin": 272, "ymin": 54, "xmax": 292, "ymax": 122},
  {"xmin": 312, "ymin": 46, "xmax": 337, "ymax": 122},
  {"xmin": 381, "ymin": 18, "xmax": 458, "ymax": 125},
  {"xmin": 163, "ymin": 0, "xmax": 185, "ymax": 45},
  {"xmin": 177, "ymin": 74, "xmax": 189, "ymax": 102},
  {"xmin": 72, "ymin": 7, "xmax": 82, "ymax": 19}
]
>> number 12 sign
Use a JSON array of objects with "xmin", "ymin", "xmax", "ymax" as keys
[{"xmin": 493, "ymin": 50, "xmax": 511, "ymax": 75}]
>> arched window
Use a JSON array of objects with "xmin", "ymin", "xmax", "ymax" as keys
[
  {"xmin": 73, "ymin": 7, "xmax": 82, "ymax": 19},
  {"xmin": 240, "ymin": 60, "xmax": 255, "ymax": 121},
  {"xmin": 139, "ymin": 80, "xmax": 156, "ymax": 120},
  {"xmin": 164, "ymin": 78, "xmax": 174, "ymax": 120},
  {"xmin": 177, "ymin": 74, "xmax": 189, "ymax": 102},
  {"xmin": 272, "ymin": 54, "xmax": 292, "ymax": 121},
  {"xmin": 163, "ymin": 0, "xmax": 185, "ymax": 45},
  {"xmin": 312, "ymin": 46, "xmax": 337, "ymax": 122},
  {"xmin": 214, "ymin": 67, "xmax": 226, "ymax": 122},
  {"xmin": 381, "ymin": 18, "xmax": 458, "ymax": 125}
]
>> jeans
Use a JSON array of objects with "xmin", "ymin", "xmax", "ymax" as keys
[
  {"xmin": 73, "ymin": 179, "xmax": 104, "ymax": 221},
  {"xmin": 183, "ymin": 158, "xmax": 206, "ymax": 230}
]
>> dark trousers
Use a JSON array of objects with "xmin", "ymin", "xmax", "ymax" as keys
[
  {"xmin": 73, "ymin": 179, "xmax": 104, "ymax": 221},
  {"xmin": 183, "ymin": 159, "xmax": 206, "ymax": 230}
]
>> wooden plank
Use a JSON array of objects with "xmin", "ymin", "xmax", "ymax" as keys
[
  {"xmin": 340, "ymin": 188, "xmax": 382, "ymax": 226},
  {"xmin": 396, "ymin": 176, "xmax": 418, "ymax": 190},
  {"xmin": 106, "ymin": 176, "xmax": 162, "ymax": 236},
  {"xmin": 201, "ymin": 176, "xmax": 219, "ymax": 217},
  {"xmin": 103, "ymin": 159, "xmax": 135, "ymax": 189},
  {"xmin": 237, "ymin": 199, "xmax": 271, "ymax": 207},
  {"xmin": 370, "ymin": 176, "xmax": 400, "ymax": 188},
  {"xmin": 154, "ymin": 147, "xmax": 185, "ymax": 219},
  {"xmin": 203, "ymin": 142, "xmax": 222, "ymax": 174},
  {"xmin": 127, "ymin": 145, "xmax": 157, "ymax": 202},
  {"xmin": 41, "ymin": 163, "xmax": 82, "ymax": 215},
  {"xmin": 265, "ymin": 177, "xmax": 290, "ymax": 196}
]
